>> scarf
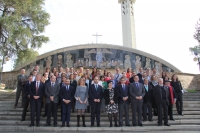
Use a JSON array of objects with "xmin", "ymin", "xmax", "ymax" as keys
[{"xmin": 168, "ymin": 85, "xmax": 174, "ymax": 104}]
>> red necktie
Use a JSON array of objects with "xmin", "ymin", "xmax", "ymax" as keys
[{"xmin": 36, "ymin": 82, "xmax": 39, "ymax": 95}]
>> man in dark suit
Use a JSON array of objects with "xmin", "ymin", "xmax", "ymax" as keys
[
  {"xmin": 14, "ymin": 69, "xmax": 28, "ymax": 109},
  {"xmin": 137, "ymin": 67, "xmax": 143, "ymax": 81},
  {"xmin": 129, "ymin": 75, "xmax": 145, "ymax": 127},
  {"xmin": 142, "ymin": 78, "xmax": 153, "ymax": 122},
  {"xmin": 117, "ymin": 77, "xmax": 130, "ymax": 127},
  {"xmin": 45, "ymin": 76, "xmax": 60, "ymax": 127},
  {"xmin": 129, "ymin": 71, "xmax": 136, "ymax": 83},
  {"xmin": 89, "ymin": 76, "xmax": 103, "ymax": 127},
  {"xmin": 153, "ymin": 78, "xmax": 170, "ymax": 126},
  {"xmin": 21, "ymin": 75, "xmax": 32, "ymax": 121},
  {"xmin": 60, "ymin": 78, "xmax": 74, "ymax": 127},
  {"xmin": 29, "ymin": 74, "xmax": 45, "ymax": 127}
]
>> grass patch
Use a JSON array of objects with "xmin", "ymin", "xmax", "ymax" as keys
[{"xmin": 187, "ymin": 89, "xmax": 197, "ymax": 93}]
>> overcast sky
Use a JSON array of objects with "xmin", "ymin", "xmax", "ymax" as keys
[{"xmin": 4, "ymin": 0, "xmax": 200, "ymax": 74}]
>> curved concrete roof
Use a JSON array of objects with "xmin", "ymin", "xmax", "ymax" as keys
[{"xmin": 14, "ymin": 44, "xmax": 181, "ymax": 72}]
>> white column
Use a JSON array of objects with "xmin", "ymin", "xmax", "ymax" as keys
[{"xmin": 119, "ymin": 0, "xmax": 136, "ymax": 49}]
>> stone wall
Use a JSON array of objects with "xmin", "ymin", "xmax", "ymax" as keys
[{"xmin": 1, "ymin": 70, "xmax": 199, "ymax": 90}]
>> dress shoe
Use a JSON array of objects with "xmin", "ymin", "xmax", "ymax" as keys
[
  {"xmin": 21, "ymin": 119, "xmax": 25, "ymax": 121},
  {"xmin": 164, "ymin": 123, "xmax": 170, "ymax": 126},
  {"xmin": 143, "ymin": 119, "xmax": 147, "ymax": 122},
  {"xmin": 83, "ymin": 124, "xmax": 86, "ymax": 127},
  {"xmin": 90, "ymin": 125, "xmax": 94, "ymax": 127},
  {"xmin": 114, "ymin": 124, "xmax": 118, "ymax": 127},
  {"xmin": 132, "ymin": 124, "xmax": 137, "ymax": 127},
  {"xmin": 36, "ymin": 124, "xmax": 40, "ymax": 127},
  {"xmin": 67, "ymin": 124, "xmax": 71, "ymax": 127},
  {"xmin": 61, "ymin": 124, "xmax": 65, "ymax": 127},
  {"xmin": 138, "ymin": 123, "xmax": 143, "ymax": 127},
  {"xmin": 29, "ymin": 124, "xmax": 34, "ymax": 127},
  {"xmin": 125, "ymin": 124, "xmax": 130, "ymax": 126},
  {"xmin": 170, "ymin": 118, "xmax": 175, "ymax": 121},
  {"xmin": 97, "ymin": 124, "xmax": 101, "ymax": 127},
  {"xmin": 149, "ymin": 119, "xmax": 153, "ymax": 122},
  {"xmin": 45, "ymin": 124, "xmax": 50, "ymax": 126}
]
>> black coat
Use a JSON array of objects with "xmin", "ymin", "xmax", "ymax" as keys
[
  {"xmin": 129, "ymin": 77, "xmax": 134, "ymax": 83},
  {"xmin": 153, "ymin": 85, "xmax": 170, "ymax": 105},
  {"xmin": 137, "ymin": 73, "xmax": 142, "ymax": 81},
  {"xmin": 104, "ymin": 88, "xmax": 118, "ymax": 105},
  {"xmin": 89, "ymin": 84, "xmax": 103, "ymax": 104},
  {"xmin": 116, "ymin": 84, "xmax": 130, "ymax": 104},
  {"xmin": 60, "ymin": 85, "xmax": 75, "ymax": 105},
  {"xmin": 143, "ymin": 84, "xmax": 153, "ymax": 103},
  {"xmin": 24, "ymin": 82, "xmax": 31, "ymax": 99}
]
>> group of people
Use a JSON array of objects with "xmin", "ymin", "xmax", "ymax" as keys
[{"xmin": 14, "ymin": 65, "xmax": 184, "ymax": 127}]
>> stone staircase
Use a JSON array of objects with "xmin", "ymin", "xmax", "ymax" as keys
[{"xmin": 0, "ymin": 91, "xmax": 199, "ymax": 132}]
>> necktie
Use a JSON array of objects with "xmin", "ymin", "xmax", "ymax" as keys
[
  {"xmin": 145, "ymin": 85, "xmax": 148, "ymax": 92},
  {"xmin": 51, "ymin": 83, "xmax": 54, "ymax": 88},
  {"xmin": 122, "ymin": 84, "xmax": 125, "ymax": 92},
  {"xmin": 66, "ymin": 85, "xmax": 69, "ymax": 91},
  {"xmin": 136, "ymin": 83, "xmax": 139, "ymax": 89},
  {"xmin": 36, "ymin": 82, "xmax": 39, "ymax": 95},
  {"xmin": 95, "ymin": 85, "xmax": 98, "ymax": 91}
]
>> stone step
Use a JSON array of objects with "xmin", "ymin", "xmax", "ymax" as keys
[
  {"xmin": 1, "ymin": 107, "xmax": 199, "ymax": 112},
  {"xmin": 1, "ymin": 100, "xmax": 200, "ymax": 104},
  {"xmin": 0, "ymin": 119, "xmax": 199, "ymax": 126},
  {"xmin": 0, "ymin": 115, "xmax": 198, "ymax": 120},
  {"xmin": 0, "ymin": 125, "xmax": 200, "ymax": 132},
  {"xmin": 0, "ymin": 111, "xmax": 199, "ymax": 116}
]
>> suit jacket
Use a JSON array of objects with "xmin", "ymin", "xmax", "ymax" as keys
[
  {"xmin": 24, "ymin": 82, "xmax": 31, "ymax": 99},
  {"xmin": 60, "ymin": 85, "xmax": 74, "ymax": 105},
  {"xmin": 129, "ymin": 77, "xmax": 134, "ymax": 83},
  {"xmin": 117, "ymin": 84, "xmax": 130, "ymax": 104},
  {"xmin": 45, "ymin": 82, "xmax": 60, "ymax": 103},
  {"xmin": 137, "ymin": 73, "xmax": 142, "ymax": 81},
  {"xmin": 29, "ymin": 81, "xmax": 45, "ymax": 102},
  {"xmin": 129, "ymin": 82, "xmax": 146, "ymax": 103},
  {"xmin": 70, "ymin": 80, "xmax": 77, "ymax": 90},
  {"xmin": 139, "ymin": 79, "xmax": 144, "ymax": 84},
  {"xmin": 104, "ymin": 88, "xmax": 118, "ymax": 105},
  {"xmin": 89, "ymin": 84, "xmax": 103, "ymax": 104},
  {"xmin": 143, "ymin": 84, "xmax": 153, "ymax": 103},
  {"xmin": 153, "ymin": 85, "xmax": 170, "ymax": 105}
]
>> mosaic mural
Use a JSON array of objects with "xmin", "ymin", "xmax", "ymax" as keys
[{"xmin": 24, "ymin": 48, "xmax": 174, "ymax": 75}]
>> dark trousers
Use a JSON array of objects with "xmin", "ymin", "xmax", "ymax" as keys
[
  {"xmin": 143, "ymin": 101, "xmax": 152, "ymax": 120},
  {"xmin": 168, "ymin": 104, "xmax": 174, "ymax": 119},
  {"xmin": 90, "ymin": 102, "xmax": 101, "ymax": 125},
  {"xmin": 46, "ymin": 102, "xmax": 58, "ymax": 125},
  {"xmin": 157, "ymin": 100, "xmax": 168, "ymax": 125},
  {"xmin": 131, "ymin": 100, "xmax": 143, "ymax": 125},
  {"xmin": 62, "ymin": 103, "xmax": 71, "ymax": 124},
  {"xmin": 14, "ymin": 85, "xmax": 24, "ymax": 107},
  {"xmin": 118, "ymin": 102, "xmax": 130, "ymax": 125},
  {"xmin": 30, "ymin": 100, "xmax": 41, "ymax": 125},
  {"xmin": 176, "ymin": 93, "xmax": 183, "ymax": 114},
  {"xmin": 21, "ymin": 98, "xmax": 30, "ymax": 120}
]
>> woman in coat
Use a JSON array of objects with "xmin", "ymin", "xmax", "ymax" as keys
[{"xmin": 104, "ymin": 80, "xmax": 118, "ymax": 127}]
